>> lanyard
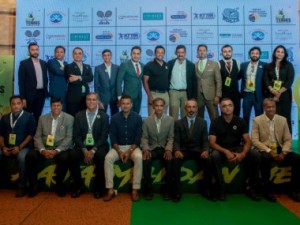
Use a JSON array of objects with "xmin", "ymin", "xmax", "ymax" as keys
[
  {"xmin": 86, "ymin": 109, "xmax": 98, "ymax": 133},
  {"xmin": 10, "ymin": 110, "xmax": 24, "ymax": 130},
  {"xmin": 275, "ymin": 66, "xmax": 280, "ymax": 80}
]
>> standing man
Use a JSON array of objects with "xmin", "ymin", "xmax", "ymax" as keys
[
  {"xmin": 65, "ymin": 47, "xmax": 93, "ymax": 116},
  {"xmin": 69, "ymin": 93, "xmax": 109, "ymax": 199},
  {"xmin": 94, "ymin": 49, "xmax": 119, "ymax": 116},
  {"xmin": 141, "ymin": 97, "xmax": 174, "ymax": 200},
  {"xmin": 0, "ymin": 95, "xmax": 36, "ymax": 197},
  {"xmin": 143, "ymin": 45, "xmax": 170, "ymax": 116},
  {"xmin": 116, "ymin": 46, "xmax": 144, "ymax": 113},
  {"xmin": 219, "ymin": 45, "xmax": 241, "ymax": 116},
  {"xmin": 239, "ymin": 46, "xmax": 266, "ymax": 129},
  {"xmin": 251, "ymin": 98, "xmax": 300, "ymax": 202},
  {"xmin": 195, "ymin": 44, "xmax": 222, "ymax": 120},
  {"xmin": 168, "ymin": 45, "xmax": 197, "ymax": 119},
  {"xmin": 26, "ymin": 97, "xmax": 73, "ymax": 197},
  {"xmin": 104, "ymin": 95, "xmax": 143, "ymax": 202},
  {"xmin": 173, "ymin": 99, "xmax": 214, "ymax": 202},
  {"xmin": 209, "ymin": 98, "xmax": 260, "ymax": 201},
  {"xmin": 18, "ymin": 42, "xmax": 48, "ymax": 122},
  {"xmin": 48, "ymin": 45, "xmax": 68, "ymax": 111}
]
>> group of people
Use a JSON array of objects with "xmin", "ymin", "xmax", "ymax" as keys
[{"xmin": 0, "ymin": 42, "xmax": 299, "ymax": 203}]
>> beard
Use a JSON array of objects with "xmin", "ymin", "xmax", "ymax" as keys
[
  {"xmin": 223, "ymin": 55, "xmax": 232, "ymax": 60},
  {"xmin": 30, "ymin": 53, "xmax": 39, "ymax": 58},
  {"xmin": 250, "ymin": 56, "xmax": 260, "ymax": 62}
]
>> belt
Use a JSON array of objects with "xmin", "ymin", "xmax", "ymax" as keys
[
  {"xmin": 151, "ymin": 90, "xmax": 167, "ymax": 93},
  {"xmin": 170, "ymin": 89, "xmax": 187, "ymax": 92}
]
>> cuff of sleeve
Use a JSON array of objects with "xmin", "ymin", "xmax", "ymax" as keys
[
  {"xmin": 39, "ymin": 148, "xmax": 45, "ymax": 153},
  {"xmin": 266, "ymin": 148, "xmax": 271, "ymax": 153},
  {"xmin": 55, "ymin": 149, "xmax": 61, "ymax": 153},
  {"xmin": 117, "ymin": 96, "xmax": 121, "ymax": 100},
  {"xmin": 92, "ymin": 147, "xmax": 97, "ymax": 152}
]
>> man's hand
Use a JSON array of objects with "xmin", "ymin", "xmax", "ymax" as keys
[
  {"xmin": 277, "ymin": 152, "xmax": 285, "ymax": 162},
  {"xmin": 225, "ymin": 150, "xmax": 236, "ymax": 162},
  {"xmin": 84, "ymin": 150, "xmax": 94, "ymax": 165},
  {"xmin": 2, "ymin": 146, "xmax": 12, "ymax": 156},
  {"xmin": 11, "ymin": 146, "xmax": 21, "ymax": 155},
  {"xmin": 200, "ymin": 150, "xmax": 209, "ymax": 159},
  {"xmin": 234, "ymin": 152, "xmax": 245, "ymax": 163},
  {"xmin": 122, "ymin": 149, "xmax": 132, "ymax": 163},
  {"xmin": 22, "ymin": 99, "xmax": 27, "ymax": 108},
  {"xmin": 143, "ymin": 150, "xmax": 151, "ymax": 160},
  {"xmin": 213, "ymin": 96, "xmax": 220, "ymax": 105},
  {"xmin": 147, "ymin": 94, "xmax": 154, "ymax": 105},
  {"xmin": 164, "ymin": 150, "xmax": 172, "ymax": 160},
  {"xmin": 68, "ymin": 75, "xmax": 80, "ymax": 83},
  {"xmin": 41, "ymin": 150, "xmax": 53, "ymax": 159},
  {"xmin": 174, "ymin": 150, "xmax": 183, "ymax": 159}
]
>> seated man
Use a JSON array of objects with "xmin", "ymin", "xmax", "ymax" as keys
[
  {"xmin": 69, "ymin": 92, "xmax": 109, "ymax": 198},
  {"xmin": 104, "ymin": 95, "xmax": 143, "ymax": 202},
  {"xmin": 210, "ymin": 98, "xmax": 260, "ymax": 201},
  {"xmin": 173, "ymin": 99, "xmax": 214, "ymax": 202},
  {"xmin": 141, "ymin": 97, "xmax": 174, "ymax": 200},
  {"xmin": 0, "ymin": 95, "xmax": 36, "ymax": 197},
  {"xmin": 251, "ymin": 98, "xmax": 300, "ymax": 202},
  {"xmin": 26, "ymin": 97, "xmax": 73, "ymax": 197}
]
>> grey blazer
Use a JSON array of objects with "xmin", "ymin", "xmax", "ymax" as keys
[{"xmin": 34, "ymin": 112, "xmax": 74, "ymax": 151}]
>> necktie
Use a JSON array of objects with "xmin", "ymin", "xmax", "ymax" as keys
[
  {"xmin": 200, "ymin": 60, "xmax": 204, "ymax": 73},
  {"xmin": 227, "ymin": 62, "xmax": 231, "ymax": 71},
  {"xmin": 135, "ymin": 63, "xmax": 140, "ymax": 76},
  {"xmin": 189, "ymin": 119, "xmax": 194, "ymax": 135}
]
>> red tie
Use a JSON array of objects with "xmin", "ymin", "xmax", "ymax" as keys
[
  {"xmin": 227, "ymin": 62, "xmax": 231, "ymax": 71},
  {"xmin": 135, "ymin": 63, "xmax": 140, "ymax": 76}
]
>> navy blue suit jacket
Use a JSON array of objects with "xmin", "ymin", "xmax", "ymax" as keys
[{"xmin": 94, "ymin": 63, "xmax": 119, "ymax": 105}]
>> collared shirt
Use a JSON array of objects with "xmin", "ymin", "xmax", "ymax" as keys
[
  {"xmin": 75, "ymin": 61, "xmax": 83, "ymax": 74},
  {"xmin": 170, "ymin": 59, "xmax": 187, "ymax": 90},
  {"xmin": 131, "ymin": 60, "xmax": 141, "ymax": 76},
  {"xmin": 186, "ymin": 116, "xmax": 195, "ymax": 128},
  {"xmin": 198, "ymin": 58, "xmax": 207, "ymax": 72},
  {"xmin": 33, "ymin": 59, "xmax": 43, "ymax": 89},
  {"xmin": 110, "ymin": 111, "xmax": 142, "ymax": 146},
  {"xmin": 244, "ymin": 61, "xmax": 259, "ymax": 92},
  {"xmin": 104, "ymin": 63, "xmax": 112, "ymax": 79},
  {"xmin": 154, "ymin": 115, "xmax": 164, "ymax": 133},
  {"xmin": 144, "ymin": 59, "xmax": 169, "ymax": 91},
  {"xmin": 264, "ymin": 114, "xmax": 276, "ymax": 143},
  {"xmin": 51, "ymin": 113, "xmax": 62, "ymax": 136},
  {"xmin": 57, "ymin": 59, "xmax": 65, "ymax": 67}
]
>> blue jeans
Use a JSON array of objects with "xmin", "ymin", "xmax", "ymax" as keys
[
  {"xmin": 242, "ymin": 92, "xmax": 263, "ymax": 130},
  {"xmin": 17, "ymin": 148, "xmax": 31, "ymax": 188}
]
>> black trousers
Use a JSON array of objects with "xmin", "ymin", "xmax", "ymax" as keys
[
  {"xmin": 26, "ymin": 89, "xmax": 45, "ymax": 122},
  {"xmin": 173, "ymin": 151, "xmax": 213, "ymax": 195},
  {"xmin": 211, "ymin": 147, "xmax": 260, "ymax": 192},
  {"xmin": 143, "ymin": 148, "xmax": 172, "ymax": 194},
  {"xmin": 69, "ymin": 148, "xmax": 106, "ymax": 193},
  {"xmin": 26, "ymin": 149, "xmax": 69, "ymax": 188},
  {"xmin": 260, "ymin": 151, "xmax": 300, "ymax": 192},
  {"xmin": 104, "ymin": 100, "xmax": 119, "ymax": 116},
  {"xmin": 67, "ymin": 96, "xmax": 86, "ymax": 117}
]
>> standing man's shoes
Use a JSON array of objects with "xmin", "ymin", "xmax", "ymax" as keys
[
  {"xmin": 15, "ymin": 188, "xmax": 26, "ymax": 198},
  {"xmin": 103, "ymin": 191, "xmax": 116, "ymax": 202}
]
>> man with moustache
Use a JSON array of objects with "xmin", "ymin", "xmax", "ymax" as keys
[
  {"xmin": 116, "ymin": 46, "xmax": 143, "ymax": 113},
  {"xmin": 239, "ymin": 47, "xmax": 266, "ymax": 129},
  {"xmin": 104, "ymin": 95, "xmax": 142, "ymax": 202},
  {"xmin": 144, "ymin": 45, "xmax": 170, "ymax": 115},
  {"xmin": 94, "ymin": 49, "xmax": 119, "ymax": 116},
  {"xmin": 195, "ymin": 44, "xmax": 222, "ymax": 120},
  {"xmin": 218, "ymin": 45, "xmax": 241, "ymax": 116},
  {"xmin": 65, "ymin": 47, "xmax": 93, "ymax": 116},
  {"xmin": 141, "ymin": 97, "xmax": 174, "ymax": 200},
  {"xmin": 26, "ymin": 97, "xmax": 73, "ymax": 197},
  {"xmin": 173, "ymin": 99, "xmax": 214, "ymax": 202},
  {"xmin": 48, "ymin": 46, "xmax": 68, "ymax": 111},
  {"xmin": 209, "ymin": 98, "xmax": 260, "ymax": 201},
  {"xmin": 69, "ymin": 93, "xmax": 109, "ymax": 198},
  {"xmin": 18, "ymin": 42, "xmax": 48, "ymax": 122},
  {"xmin": 168, "ymin": 45, "xmax": 197, "ymax": 119},
  {"xmin": 0, "ymin": 95, "xmax": 36, "ymax": 197}
]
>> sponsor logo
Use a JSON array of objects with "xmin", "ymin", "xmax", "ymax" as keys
[
  {"xmin": 260, "ymin": 51, "xmax": 269, "ymax": 60},
  {"xmin": 72, "ymin": 11, "xmax": 89, "ymax": 23},
  {"xmin": 45, "ymin": 55, "xmax": 55, "ymax": 61},
  {"xmin": 170, "ymin": 11, "xmax": 188, "ymax": 20},
  {"xmin": 70, "ymin": 33, "xmax": 90, "ymax": 41},
  {"xmin": 49, "ymin": 12, "xmax": 64, "ymax": 24},
  {"xmin": 26, "ymin": 12, "xmax": 40, "ymax": 26},
  {"xmin": 219, "ymin": 33, "xmax": 231, "ymax": 38},
  {"xmin": 193, "ymin": 12, "xmax": 216, "ymax": 20},
  {"xmin": 276, "ymin": 9, "xmax": 291, "ymax": 23},
  {"xmin": 96, "ymin": 10, "xmax": 113, "ymax": 25},
  {"xmin": 222, "ymin": 8, "xmax": 239, "ymax": 23},
  {"xmin": 251, "ymin": 31, "xmax": 265, "ymax": 41},
  {"xmin": 118, "ymin": 32, "xmax": 140, "ymax": 40},
  {"xmin": 120, "ymin": 50, "xmax": 130, "ymax": 63},
  {"xmin": 248, "ymin": 8, "xmax": 267, "ymax": 22},
  {"xmin": 146, "ymin": 49, "xmax": 154, "ymax": 57},
  {"xmin": 207, "ymin": 51, "xmax": 215, "ymax": 59},
  {"xmin": 143, "ymin": 12, "xmax": 163, "ymax": 20},
  {"xmin": 219, "ymin": 33, "xmax": 242, "ymax": 38},
  {"xmin": 25, "ymin": 30, "xmax": 40, "ymax": 44},
  {"xmin": 274, "ymin": 29, "xmax": 293, "ymax": 41},
  {"xmin": 169, "ymin": 29, "xmax": 188, "ymax": 42},
  {"xmin": 118, "ymin": 15, "xmax": 139, "ymax": 21},
  {"xmin": 95, "ymin": 31, "xmax": 113, "ymax": 40},
  {"xmin": 45, "ymin": 34, "xmax": 67, "ymax": 40},
  {"xmin": 286, "ymin": 47, "xmax": 294, "ymax": 62},
  {"xmin": 147, "ymin": 31, "xmax": 160, "ymax": 41},
  {"xmin": 195, "ymin": 28, "xmax": 214, "ymax": 40}
]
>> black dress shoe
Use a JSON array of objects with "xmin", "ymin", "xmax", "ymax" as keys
[
  {"xmin": 144, "ymin": 192, "xmax": 154, "ymax": 200},
  {"xmin": 217, "ymin": 191, "xmax": 226, "ymax": 201},
  {"xmin": 246, "ymin": 189, "xmax": 261, "ymax": 201},
  {"xmin": 163, "ymin": 193, "xmax": 172, "ymax": 201},
  {"xmin": 289, "ymin": 191, "xmax": 300, "ymax": 202},
  {"xmin": 203, "ymin": 190, "xmax": 217, "ymax": 202},
  {"xmin": 172, "ymin": 193, "xmax": 182, "ymax": 203},
  {"xmin": 15, "ymin": 188, "xmax": 26, "ymax": 198},
  {"xmin": 71, "ymin": 188, "xmax": 84, "ymax": 198},
  {"xmin": 94, "ymin": 191, "xmax": 105, "ymax": 199},
  {"xmin": 28, "ymin": 186, "xmax": 39, "ymax": 198},
  {"xmin": 264, "ymin": 192, "xmax": 276, "ymax": 202}
]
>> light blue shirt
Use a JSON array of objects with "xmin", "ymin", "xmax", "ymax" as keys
[{"xmin": 170, "ymin": 59, "xmax": 187, "ymax": 90}]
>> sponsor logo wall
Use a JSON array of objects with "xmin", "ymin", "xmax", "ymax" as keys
[{"xmin": 14, "ymin": 0, "xmax": 299, "ymax": 139}]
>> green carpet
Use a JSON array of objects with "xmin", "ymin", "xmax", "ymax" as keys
[{"xmin": 131, "ymin": 194, "xmax": 300, "ymax": 225}]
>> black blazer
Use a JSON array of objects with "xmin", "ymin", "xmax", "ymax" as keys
[
  {"xmin": 73, "ymin": 109, "xmax": 109, "ymax": 152},
  {"xmin": 168, "ymin": 58, "xmax": 197, "ymax": 99},
  {"xmin": 174, "ymin": 116, "xmax": 209, "ymax": 152},
  {"xmin": 18, "ymin": 58, "xmax": 48, "ymax": 101},
  {"xmin": 65, "ymin": 62, "xmax": 93, "ymax": 103}
]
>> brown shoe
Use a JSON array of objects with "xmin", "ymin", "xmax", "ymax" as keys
[
  {"xmin": 103, "ymin": 191, "xmax": 115, "ymax": 202},
  {"xmin": 131, "ymin": 191, "xmax": 140, "ymax": 202}
]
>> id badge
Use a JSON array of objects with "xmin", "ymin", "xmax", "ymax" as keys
[
  {"xmin": 273, "ymin": 80, "xmax": 282, "ymax": 91},
  {"xmin": 85, "ymin": 133, "xmax": 94, "ymax": 146},
  {"xmin": 246, "ymin": 79, "xmax": 255, "ymax": 91},
  {"xmin": 81, "ymin": 85, "xmax": 86, "ymax": 93},
  {"xmin": 9, "ymin": 133, "xmax": 16, "ymax": 146},
  {"xmin": 224, "ymin": 76, "xmax": 231, "ymax": 87},
  {"xmin": 46, "ymin": 135, "xmax": 55, "ymax": 147},
  {"xmin": 269, "ymin": 142, "xmax": 277, "ymax": 154}
]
